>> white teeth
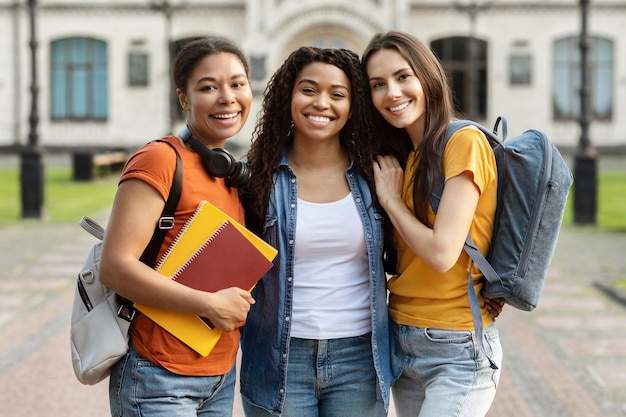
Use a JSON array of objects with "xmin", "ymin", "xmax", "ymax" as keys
[
  {"xmin": 213, "ymin": 112, "xmax": 238, "ymax": 119},
  {"xmin": 389, "ymin": 102, "xmax": 409, "ymax": 112},
  {"xmin": 308, "ymin": 115, "xmax": 331, "ymax": 123}
]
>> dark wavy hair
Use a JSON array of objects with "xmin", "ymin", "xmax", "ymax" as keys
[
  {"xmin": 241, "ymin": 46, "xmax": 380, "ymax": 234},
  {"xmin": 173, "ymin": 37, "xmax": 249, "ymax": 94},
  {"xmin": 362, "ymin": 31, "xmax": 456, "ymax": 227}
]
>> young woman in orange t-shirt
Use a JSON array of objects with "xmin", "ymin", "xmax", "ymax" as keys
[{"xmin": 100, "ymin": 37, "xmax": 254, "ymax": 416}]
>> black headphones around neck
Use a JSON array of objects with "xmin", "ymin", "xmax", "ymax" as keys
[{"xmin": 179, "ymin": 125, "xmax": 250, "ymax": 188}]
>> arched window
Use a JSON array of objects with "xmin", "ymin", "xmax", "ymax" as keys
[
  {"xmin": 51, "ymin": 37, "xmax": 107, "ymax": 120},
  {"xmin": 431, "ymin": 36, "xmax": 488, "ymax": 120},
  {"xmin": 553, "ymin": 36, "xmax": 613, "ymax": 121}
]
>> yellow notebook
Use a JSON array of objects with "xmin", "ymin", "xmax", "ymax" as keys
[{"xmin": 134, "ymin": 200, "xmax": 278, "ymax": 356}]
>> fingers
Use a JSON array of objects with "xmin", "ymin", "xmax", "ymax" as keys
[
  {"xmin": 202, "ymin": 288, "xmax": 255, "ymax": 332},
  {"xmin": 239, "ymin": 289, "xmax": 256, "ymax": 305},
  {"xmin": 484, "ymin": 297, "xmax": 505, "ymax": 319},
  {"xmin": 374, "ymin": 154, "xmax": 400, "ymax": 170}
]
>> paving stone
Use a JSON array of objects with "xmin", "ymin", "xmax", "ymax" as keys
[{"xmin": 560, "ymin": 338, "xmax": 626, "ymax": 357}]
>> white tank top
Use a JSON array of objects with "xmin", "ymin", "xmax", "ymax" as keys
[{"xmin": 290, "ymin": 193, "xmax": 372, "ymax": 339}]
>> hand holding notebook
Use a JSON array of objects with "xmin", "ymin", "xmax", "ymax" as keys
[
  {"xmin": 170, "ymin": 220, "xmax": 272, "ymax": 328},
  {"xmin": 134, "ymin": 200, "xmax": 277, "ymax": 356}
]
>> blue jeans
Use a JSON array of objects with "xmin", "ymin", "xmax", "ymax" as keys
[
  {"xmin": 391, "ymin": 322, "xmax": 502, "ymax": 417},
  {"xmin": 242, "ymin": 334, "xmax": 386, "ymax": 417},
  {"xmin": 109, "ymin": 343, "xmax": 236, "ymax": 417}
]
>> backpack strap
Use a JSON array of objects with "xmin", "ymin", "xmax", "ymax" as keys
[
  {"xmin": 116, "ymin": 140, "xmax": 183, "ymax": 321},
  {"xmin": 139, "ymin": 140, "xmax": 183, "ymax": 267},
  {"xmin": 429, "ymin": 118, "xmax": 508, "ymax": 370}
]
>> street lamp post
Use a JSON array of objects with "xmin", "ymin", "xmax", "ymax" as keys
[
  {"xmin": 573, "ymin": 0, "xmax": 597, "ymax": 224},
  {"xmin": 20, "ymin": 0, "xmax": 44, "ymax": 218}
]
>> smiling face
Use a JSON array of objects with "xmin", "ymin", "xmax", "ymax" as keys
[
  {"xmin": 290, "ymin": 62, "xmax": 352, "ymax": 144},
  {"xmin": 366, "ymin": 48, "xmax": 427, "ymax": 144},
  {"xmin": 177, "ymin": 52, "xmax": 252, "ymax": 147}
]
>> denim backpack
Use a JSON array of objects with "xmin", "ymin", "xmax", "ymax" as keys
[{"xmin": 431, "ymin": 117, "xmax": 573, "ymax": 368}]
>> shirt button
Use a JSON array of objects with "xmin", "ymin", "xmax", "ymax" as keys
[
  {"xmin": 291, "ymin": 178, "xmax": 296, "ymax": 183},
  {"xmin": 356, "ymin": 197, "xmax": 361, "ymax": 203},
  {"xmin": 287, "ymin": 277, "xmax": 293, "ymax": 282},
  {"xmin": 289, "ymin": 239, "xmax": 294, "ymax": 245},
  {"xmin": 290, "ymin": 203, "xmax": 295, "ymax": 208},
  {"xmin": 285, "ymin": 316, "xmax": 290, "ymax": 321}
]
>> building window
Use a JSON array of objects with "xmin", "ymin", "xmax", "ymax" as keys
[
  {"xmin": 553, "ymin": 36, "xmax": 613, "ymax": 121},
  {"xmin": 50, "ymin": 37, "xmax": 107, "ymax": 121},
  {"xmin": 431, "ymin": 36, "xmax": 488, "ymax": 120},
  {"xmin": 128, "ymin": 52, "xmax": 149, "ymax": 86},
  {"xmin": 509, "ymin": 54, "xmax": 532, "ymax": 86}
]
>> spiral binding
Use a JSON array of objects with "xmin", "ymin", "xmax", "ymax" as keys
[
  {"xmin": 163, "ymin": 214, "xmax": 229, "ymax": 280},
  {"xmin": 155, "ymin": 200, "xmax": 204, "ymax": 271},
  {"xmin": 169, "ymin": 219, "xmax": 230, "ymax": 281},
  {"xmin": 155, "ymin": 199, "xmax": 224, "ymax": 273}
]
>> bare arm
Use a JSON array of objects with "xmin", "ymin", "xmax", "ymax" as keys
[
  {"xmin": 373, "ymin": 154, "xmax": 479, "ymax": 273},
  {"xmin": 99, "ymin": 179, "xmax": 254, "ymax": 331}
]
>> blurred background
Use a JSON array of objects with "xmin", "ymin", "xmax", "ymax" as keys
[{"xmin": 1, "ymin": 2, "xmax": 625, "ymax": 416}]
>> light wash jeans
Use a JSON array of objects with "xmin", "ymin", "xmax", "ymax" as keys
[
  {"xmin": 391, "ymin": 322, "xmax": 502, "ymax": 417},
  {"xmin": 109, "ymin": 342, "xmax": 236, "ymax": 417},
  {"xmin": 242, "ymin": 333, "xmax": 386, "ymax": 417}
]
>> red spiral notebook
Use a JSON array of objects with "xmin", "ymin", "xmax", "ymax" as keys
[
  {"xmin": 171, "ymin": 220, "xmax": 272, "ymax": 291},
  {"xmin": 171, "ymin": 220, "xmax": 272, "ymax": 328},
  {"xmin": 134, "ymin": 200, "xmax": 277, "ymax": 356}
]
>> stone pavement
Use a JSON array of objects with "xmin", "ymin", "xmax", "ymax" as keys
[
  {"xmin": 1, "ymin": 155, "xmax": 625, "ymax": 417},
  {"xmin": 1, "ymin": 215, "xmax": 625, "ymax": 417}
]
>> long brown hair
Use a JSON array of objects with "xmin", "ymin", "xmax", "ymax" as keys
[
  {"xmin": 240, "ymin": 46, "xmax": 380, "ymax": 234},
  {"xmin": 362, "ymin": 31, "xmax": 456, "ymax": 227}
]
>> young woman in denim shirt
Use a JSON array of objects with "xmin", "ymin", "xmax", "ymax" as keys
[
  {"xmin": 363, "ymin": 30, "xmax": 504, "ymax": 417},
  {"xmin": 238, "ymin": 47, "xmax": 400, "ymax": 417}
]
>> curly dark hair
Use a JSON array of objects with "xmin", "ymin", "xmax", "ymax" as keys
[{"xmin": 241, "ymin": 46, "xmax": 380, "ymax": 234}]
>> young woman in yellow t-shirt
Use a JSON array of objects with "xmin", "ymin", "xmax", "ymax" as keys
[{"xmin": 363, "ymin": 30, "xmax": 504, "ymax": 417}]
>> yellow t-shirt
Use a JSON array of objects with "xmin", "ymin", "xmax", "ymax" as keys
[{"xmin": 387, "ymin": 126, "xmax": 497, "ymax": 330}]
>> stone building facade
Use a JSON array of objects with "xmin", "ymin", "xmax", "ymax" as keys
[{"xmin": 1, "ymin": 0, "xmax": 624, "ymax": 152}]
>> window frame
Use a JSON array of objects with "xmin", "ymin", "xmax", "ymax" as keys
[
  {"xmin": 50, "ymin": 37, "xmax": 108, "ymax": 121},
  {"xmin": 552, "ymin": 35, "xmax": 613, "ymax": 122}
]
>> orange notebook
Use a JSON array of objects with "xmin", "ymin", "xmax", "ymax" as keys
[{"xmin": 134, "ymin": 200, "xmax": 278, "ymax": 356}]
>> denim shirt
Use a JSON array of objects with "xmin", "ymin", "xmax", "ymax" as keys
[{"xmin": 240, "ymin": 151, "xmax": 400, "ymax": 416}]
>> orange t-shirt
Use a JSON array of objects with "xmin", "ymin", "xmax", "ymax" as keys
[
  {"xmin": 120, "ymin": 136, "xmax": 245, "ymax": 376},
  {"xmin": 388, "ymin": 126, "xmax": 497, "ymax": 331}
]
